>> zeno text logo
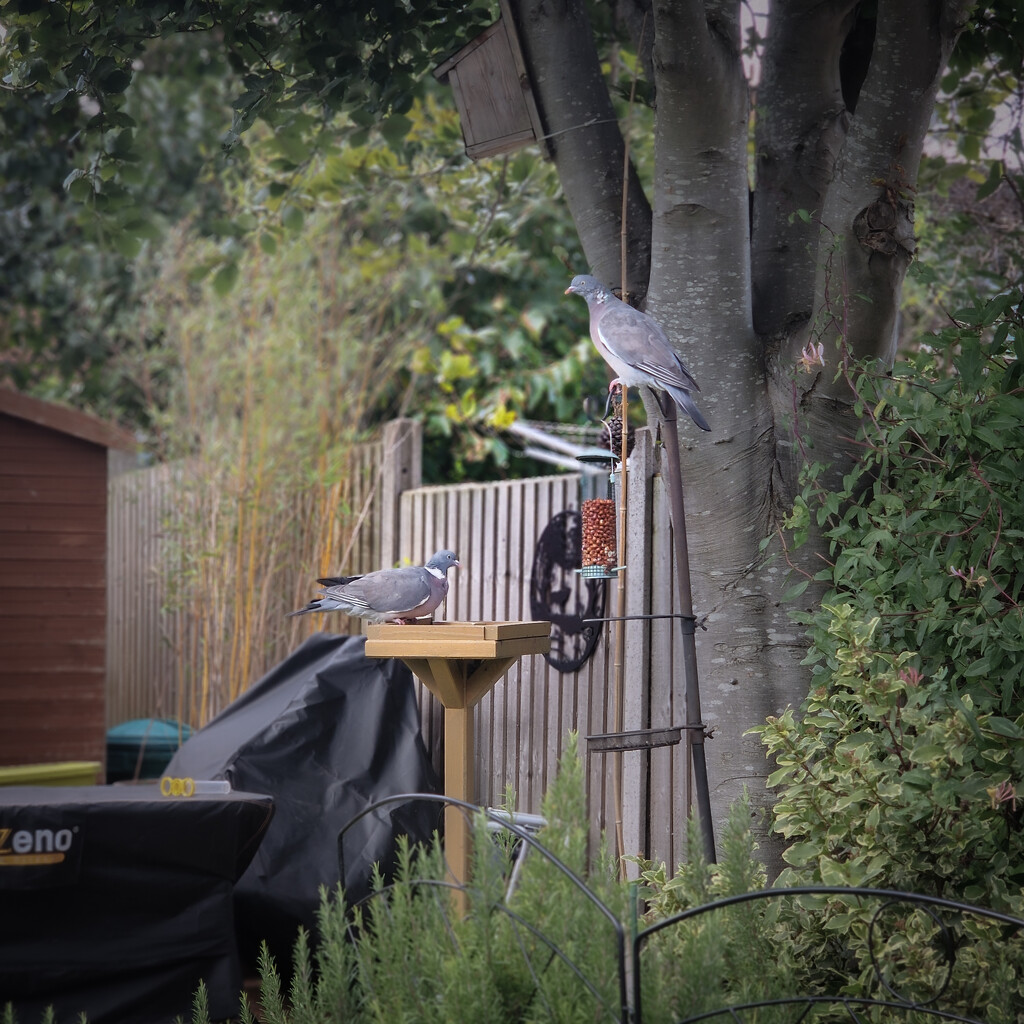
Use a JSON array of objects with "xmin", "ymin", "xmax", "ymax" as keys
[{"xmin": 0, "ymin": 825, "xmax": 78, "ymax": 867}]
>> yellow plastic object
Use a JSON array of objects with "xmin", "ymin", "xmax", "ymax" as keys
[
  {"xmin": 0, "ymin": 761, "xmax": 102, "ymax": 787},
  {"xmin": 160, "ymin": 776, "xmax": 231, "ymax": 797}
]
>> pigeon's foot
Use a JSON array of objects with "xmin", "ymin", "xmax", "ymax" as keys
[{"xmin": 604, "ymin": 380, "xmax": 624, "ymax": 418}]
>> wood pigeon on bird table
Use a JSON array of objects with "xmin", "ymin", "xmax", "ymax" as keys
[
  {"xmin": 289, "ymin": 549, "xmax": 460, "ymax": 623},
  {"xmin": 565, "ymin": 274, "xmax": 711, "ymax": 431}
]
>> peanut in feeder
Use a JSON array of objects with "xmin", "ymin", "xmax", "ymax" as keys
[{"xmin": 580, "ymin": 498, "xmax": 618, "ymax": 578}]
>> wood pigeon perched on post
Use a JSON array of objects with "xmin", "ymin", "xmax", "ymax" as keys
[
  {"xmin": 565, "ymin": 274, "xmax": 711, "ymax": 431},
  {"xmin": 289, "ymin": 549, "xmax": 460, "ymax": 623}
]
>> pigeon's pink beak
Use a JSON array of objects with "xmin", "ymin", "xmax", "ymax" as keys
[{"xmin": 564, "ymin": 286, "xmax": 573, "ymax": 295}]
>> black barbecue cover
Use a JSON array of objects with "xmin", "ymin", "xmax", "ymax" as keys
[
  {"xmin": 166, "ymin": 631, "xmax": 441, "ymax": 972},
  {"xmin": 0, "ymin": 784, "xmax": 273, "ymax": 1024}
]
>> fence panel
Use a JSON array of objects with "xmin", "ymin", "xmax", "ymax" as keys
[
  {"xmin": 106, "ymin": 434, "xmax": 391, "ymax": 729},
  {"xmin": 107, "ymin": 423, "xmax": 690, "ymax": 865},
  {"xmin": 397, "ymin": 460, "xmax": 686, "ymax": 861},
  {"xmin": 107, "ymin": 463, "xmax": 183, "ymax": 726}
]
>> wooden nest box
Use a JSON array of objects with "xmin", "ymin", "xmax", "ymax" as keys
[{"xmin": 433, "ymin": 0, "xmax": 546, "ymax": 161}]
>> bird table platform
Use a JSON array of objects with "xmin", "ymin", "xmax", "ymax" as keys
[{"xmin": 364, "ymin": 621, "xmax": 550, "ymax": 892}]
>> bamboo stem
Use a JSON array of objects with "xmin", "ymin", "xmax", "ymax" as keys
[
  {"xmin": 611, "ymin": 55, "xmax": 639, "ymax": 875},
  {"xmin": 611, "ymin": 387, "xmax": 628, "ymax": 879}
]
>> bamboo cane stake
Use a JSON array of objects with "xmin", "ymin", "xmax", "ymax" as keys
[
  {"xmin": 611, "ymin": 54, "xmax": 641, "ymax": 875},
  {"xmin": 611, "ymin": 387, "xmax": 628, "ymax": 878}
]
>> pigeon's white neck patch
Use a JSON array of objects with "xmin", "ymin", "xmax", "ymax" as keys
[{"xmin": 426, "ymin": 565, "xmax": 445, "ymax": 579}]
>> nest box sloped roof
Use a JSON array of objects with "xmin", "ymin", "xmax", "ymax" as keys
[{"xmin": 433, "ymin": 0, "xmax": 547, "ymax": 161}]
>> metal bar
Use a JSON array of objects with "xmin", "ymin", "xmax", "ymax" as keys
[
  {"xmin": 584, "ymin": 614, "xmax": 698, "ymax": 623},
  {"xmin": 611, "ymin": 388, "xmax": 629, "ymax": 877},
  {"xmin": 655, "ymin": 391, "xmax": 716, "ymax": 864},
  {"xmin": 520, "ymin": 445, "xmax": 606, "ymax": 474},
  {"xmin": 507, "ymin": 418, "xmax": 608, "ymax": 459},
  {"xmin": 586, "ymin": 727, "xmax": 682, "ymax": 753}
]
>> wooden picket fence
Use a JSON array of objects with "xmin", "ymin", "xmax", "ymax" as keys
[
  {"xmin": 395, "ymin": 430, "xmax": 688, "ymax": 868},
  {"xmin": 106, "ymin": 421, "xmax": 691, "ymax": 867}
]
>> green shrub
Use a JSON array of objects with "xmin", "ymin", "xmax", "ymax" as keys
[
  {"xmin": 631, "ymin": 798, "xmax": 802, "ymax": 1024},
  {"xmin": 236, "ymin": 757, "xmax": 1017, "ymax": 1024},
  {"xmin": 222, "ymin": 734, "xmax": 627, "ymax": 1024},
  {"xmin": 187, "ymin": 719, "xmax": 1018, "ymax": 1024},
  {"xmin": 752, "ymin": 292, "xmax": 1024, "ymax": 1019},
  {"xmin": 760, "ymin": 294, "xmax": 1024, "ymax": 902}
]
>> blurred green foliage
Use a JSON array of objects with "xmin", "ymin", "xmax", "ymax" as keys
[
  {"xmin": 127, "ymin": 97, "xmax": 605, "ymax": 481},
  {"xmin": 0, "ymin": 0, "xmax": 494, "ymax": 418},
  {"xmin": 0, "ymin": 31, "xmax": 235, "ymax": 417},
  {"xmin": 938, "ymin": 2, "xmax": 1024, "ymax": 165}
]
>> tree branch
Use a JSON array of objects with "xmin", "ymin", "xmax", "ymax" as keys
[
  {"xmin": 507, "ymin": 0, "xmax": 652, "ymax": 300},
  {"xmin": 806, "ymin": 0, "xmax": 973, "ymax": 386},
  {"xmin": 648, "ymin": 0, "xmax": 752, "ymax": 357},
  {"xmin": 751, "ymin": 0, "xmax": 859, "ymax": 338},
  {"xmin": 613, "ymin": 0, "xmax": 655, "ymax": 98}
]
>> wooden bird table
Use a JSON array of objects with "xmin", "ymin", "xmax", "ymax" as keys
[{"xmin": 364, "ymin": 621, "xmax": 550, "ymax": 891}]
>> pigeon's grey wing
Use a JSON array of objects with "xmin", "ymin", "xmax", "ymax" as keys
[
  {"xmin": 597, "ymin": 305, "xmax": 702, "ymax": 394},
  {"xmin": 634, "ymin": 353, "xmax": 703, "ymax": 395},
  {"xmin": 592, "ymin": 305, "xmax": 655, "ymax": 363},
  {"xmin": 340, "ymin": 566, "xmax": 433, "ymax": 615},
  {"xmin": 316, "ymin": 574, "xmax": 363, "ymax": 587}
]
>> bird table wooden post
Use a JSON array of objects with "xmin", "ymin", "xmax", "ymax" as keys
[{"xmin": 364, "ymin": 621, "xmax": 550, "ymax": 897}]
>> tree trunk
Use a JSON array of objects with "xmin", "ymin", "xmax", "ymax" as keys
[
  {"xmin": 774, "ymin": 0, "xmax": 973, "ymax": 489},
  {"xmin": 751, "ymin": 1, "xmax": 859, "ymax": 338},
  {"xmin": 647, "ymin": 0, "xmax": 801, "ymax": 873},
  {"xmin": 801, "ymin": 0, "xmax": 973, "ymax": 386},
  {"xmin": 518, "ymin": 0, "xmax": 972, "ymax": 872}
]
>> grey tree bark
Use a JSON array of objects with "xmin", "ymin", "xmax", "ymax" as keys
[
  {"xmin": 648, "ymin": 0, "xmax": 788, "ymax": 869},
  {"xmin": 508, "ymin": 0, "xmax": 653, "ymax": 301},
  {"xmin": 511, "ymin": 0, "xmax": 971, "ymax": 871}
]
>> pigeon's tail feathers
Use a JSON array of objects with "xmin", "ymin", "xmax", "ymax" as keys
[
  {"xmin": 676, "ymin": 362, "xmax": 702, "ymax": 394},
  {"xmin": 667, "ymin": 386, "xmax": 712, "ymax": 432},
  {"xmin": 288, "ymin": 600, "xmax": 323, "ymax": 618},
  {"xmin": 288, "ymin": 591, "xmax": 373, "ymax": 618}
]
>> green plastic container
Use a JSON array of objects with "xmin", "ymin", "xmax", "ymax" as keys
[
  {"xmin": 106, "ymin": 718, "xmax": 193, "ymax": 783},
  {"xmin": 0, "ymin": 761, "xmax": 102, "ymax": 786}
]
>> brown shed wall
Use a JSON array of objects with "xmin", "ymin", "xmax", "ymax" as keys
[{"xmin": 0, "ymin": 412, "xmax": 108, "ymax": 768}]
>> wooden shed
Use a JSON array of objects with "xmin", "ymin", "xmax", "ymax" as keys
[{"xmin": 0, "ymin": 387, "xmax": 135, "ymax": 771}]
